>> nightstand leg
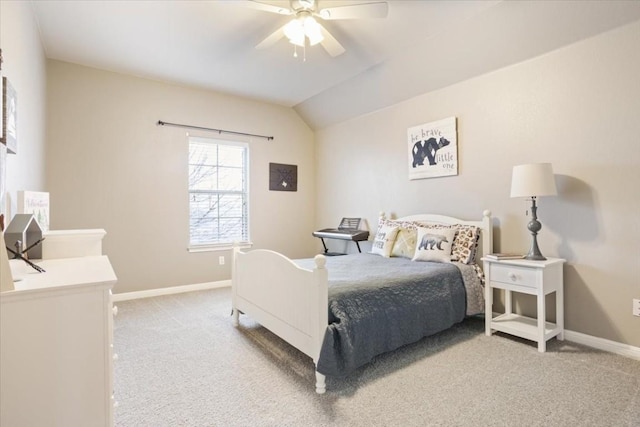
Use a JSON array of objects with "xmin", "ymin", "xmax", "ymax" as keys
[
  {"xmin": 505, "ymin": 289, "xmax": 512, "ymax": 315},
  {"xmin": 537, "ymin": 291, "xmax": 546, "ymax": 352},
  {"xmin": 557, "ymin": 289, "xmax": 564, "ymax": 341},
  {"xmin": 485, "ymin": 283, "xmax": 493, "ymax": 336}
]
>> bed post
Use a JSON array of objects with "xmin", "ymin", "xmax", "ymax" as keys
[
  {"xmin": 231, "ymin": 243, "xmax": 240, "ymax": 327},
  {"xmin": 312, "ymin": 254, "xmax": 328, "ymax": 394},
  {"xmin": 315, "ymin": 371, "xmax": 326, "ymax": 395},
  {"xmin": 482, "ymin": 210, "xmax": 493, "ymax": 259}
]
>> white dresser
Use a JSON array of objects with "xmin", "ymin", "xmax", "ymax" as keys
[
  {"xmin": 42, "ymin": 228, "xmax": 107, "ymax": 259},
  {"xmin": 1, "ymin": 255, "xmax": 117, "ymax": 426}
]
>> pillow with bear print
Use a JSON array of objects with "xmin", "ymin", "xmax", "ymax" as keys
[
  {"xmin": 412, "ymin": 226, "xmax": 456, "ymax": 263},
  {"xmin": 370, "ymin": 224, "xmax": 400, "ymax": 257},
  {"xmin": 414, "ymin": 222, "xmax": 479, "ymax": 264}
]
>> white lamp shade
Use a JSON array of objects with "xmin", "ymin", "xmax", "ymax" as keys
[{"xmin": 510, "ymin": 163, "xmax": 557, "ymax": 198}]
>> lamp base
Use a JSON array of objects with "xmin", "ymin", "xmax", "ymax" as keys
[
  {"xmin": 524, "ymin": 253, "xmax": 547, "ymax": 261},
  {"xmin": 525, "ymin": 197, "xmax": 547, "ymax": 261},
  {"xmin": 524, "ymin": 235, "xmax": 547, "ymax": 260}
]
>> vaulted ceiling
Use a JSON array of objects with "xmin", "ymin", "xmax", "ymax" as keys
[{"xmin": 30, "ymin": 0, "xmax": 640, "ymax": 129}]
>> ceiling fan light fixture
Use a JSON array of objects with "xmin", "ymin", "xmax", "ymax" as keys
[
  {"xmin": 283, "ymin": 18, "xmax": 304, "ymax": 46},
  {"xmin": 303, "ymin": 16, "xmax": 324, "ymax": 46},
  {"xmin": 252, "ymin": 0, "xmax": 388, "ymax": 58},
  {"xmin": 283, "ymin": 13, "xmax": 323, "ymax": 47},
  {"xmin": 296, "ymin": 0, "xmax": 315, "ymax": 10},
  {"xmin": 289, "ymin": 34, "xmax": 306, "ymax": 47}
]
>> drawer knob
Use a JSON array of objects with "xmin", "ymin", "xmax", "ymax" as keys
[
  {"xmin": 113, "ymin": 353, "xmax": 119, "ymax": 361},
  {"xmin": 112, "ymin": 305, "xmax": 119, "ymax": 316},
  {"xmin": 508, "ymin": 272, "xmax": 517, "ymax": 281}
]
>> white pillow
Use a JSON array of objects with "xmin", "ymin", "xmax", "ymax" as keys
[
  {"xmin": 370, "ymin": 224, "xmax": 399, "ymax": 257},
  {"xmin": 412, "ymin": 226, "xmax": 456, "ymax": 263}
]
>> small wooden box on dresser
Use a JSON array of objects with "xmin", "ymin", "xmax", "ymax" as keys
[
  {"xmin": 0, "ymin": 229, "xmax": 118, "ymax": 427},
  {"xmin": 483, "ymin": 257, "xmax": 566, "ymax": 352}
]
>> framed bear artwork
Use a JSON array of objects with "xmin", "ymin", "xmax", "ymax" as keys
[{"xmin": 407, "ymin": 116, "xmax": 458, "ymax": 180}]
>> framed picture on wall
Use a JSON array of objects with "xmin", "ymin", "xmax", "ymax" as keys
[
  {"xmin": 17, "ymin": 191, "xmax": 50, "ymax": 231},
  {"xmin": 0, "ymin": 77, "xmax": 3, "ymax": 147},
  {"xmin": 407, "ymin": 116, "xmax": 458, "ymax": 180},
  {"xmin": 269, "ymin": 163, "xmax": 298, "ymax": 191},
  {"xmin": 0, "ymin": 49, "xmax": 3, "ymax": 148},
  {"xmin": 2, "ymin": 77, "xmax": 17, "ymax": 154},
  {"xmin": 0, "ymin": 144, "xmax": 5, "ymax": 219}
]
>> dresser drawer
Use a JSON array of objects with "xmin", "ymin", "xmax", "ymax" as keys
[{"xmin": 489, "ymin": 263, "xmax": 538, "ymax": 289}]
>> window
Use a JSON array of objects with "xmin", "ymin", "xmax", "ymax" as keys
[{"xmin": 188, "ymin": 136, "xmax": 249, "ymax": 248}]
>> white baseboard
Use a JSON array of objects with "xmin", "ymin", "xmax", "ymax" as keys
[
  {"xmin": 489, "ymin": 311, "xmax": 640, "ymax": 361},
  {"xmin": 564, "ymin": 329, "xmax": 640, "ymax": 361},
  {"xmin": 112, "ymin": 280, "xmax": 231, "ymax": 302}
]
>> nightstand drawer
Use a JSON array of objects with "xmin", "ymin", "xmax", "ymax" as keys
[{"xmin": 489, "ymin": 263, "xmax": 538, "ymax": 289}]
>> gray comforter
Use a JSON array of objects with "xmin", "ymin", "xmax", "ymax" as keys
[{"xmin": 295, "ymin": 253, "xmax": 470, "ymax": 377}]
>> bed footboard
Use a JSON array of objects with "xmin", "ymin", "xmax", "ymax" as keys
[{"xmin": 232, "ymin": 247, "xmax": 328, "ymax": 393}]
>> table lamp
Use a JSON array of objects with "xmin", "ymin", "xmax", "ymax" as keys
[{"xmin": 510, "ymin": 163, "xmax": 557, "ymax": 260}]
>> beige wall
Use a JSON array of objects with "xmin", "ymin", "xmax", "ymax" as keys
[
  {"xmin": 46, "ymin": 61, "xmax": 316, "ymax": 293},
  {"xmin": 0, "ymin": 1, "xmax": 47, "ymax": 216},
  {"xmin": 315, "ymin": 22, "xmax": 640, "ymax": 347},
  {"xmin": 5, "ymin": 1, "xmax": 638, "ymax": 348}
]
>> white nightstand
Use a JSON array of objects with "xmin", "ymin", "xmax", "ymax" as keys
[{"xmin": 482, "ymin": 257, "xmax": 565, "ymax": 352}]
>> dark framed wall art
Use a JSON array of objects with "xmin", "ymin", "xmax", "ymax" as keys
[{"xmin": 269, "ymin": 163, "xmax": 298, "ymax": 192}]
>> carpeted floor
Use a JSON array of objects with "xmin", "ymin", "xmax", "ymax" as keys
[{"xmin": 113, "ymin": 288, "xmax": 640, "ymax": 427}]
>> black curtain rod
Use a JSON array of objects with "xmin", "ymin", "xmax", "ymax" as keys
[{"xmin": 157, "ymin": 120, "xmax": 273, "ymax": 141}]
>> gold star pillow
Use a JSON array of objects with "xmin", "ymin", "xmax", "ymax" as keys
[{"xmin": 391, "ymin": 227, "xmax": 417, "ymax": 258}]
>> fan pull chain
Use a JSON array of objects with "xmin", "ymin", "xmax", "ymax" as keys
[{"xmin": 292, "ymin": 44, "xmax": 307, "ymax": 62}]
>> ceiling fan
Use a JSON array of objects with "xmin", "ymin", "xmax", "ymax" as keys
[{"xmin": 247, "ymin": 0, "xmax": 389, "ymax": 58}]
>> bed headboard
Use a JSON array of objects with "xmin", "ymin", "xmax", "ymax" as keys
[{"xmin": 391, "ymin": 210, "xmax": 493, "ymax": 264}]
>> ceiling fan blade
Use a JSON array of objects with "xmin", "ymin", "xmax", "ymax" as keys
[
  {"xmin": 318, "ymin": 2, "xmax": 388, "ymax": 20},
  {"xmin": 256, "ymin": 24, "xmax": 287, "ymax": 49},
  {"xmin": 245, "ymin": 1, "xmax": 292, "ymax": 16},
  {"xmin": 319, "ymin": 24, "xmax": 345, "ymax": 57}
]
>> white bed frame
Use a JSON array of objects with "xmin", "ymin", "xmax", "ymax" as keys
[{"xmin": 232, "ymin": 210, "xmax": 493, "ymax": 394}]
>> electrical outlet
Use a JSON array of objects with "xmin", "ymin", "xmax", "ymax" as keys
[
  {"xmin": 219, "ymin": 256, "xmax": 225, "ymax": 266},
  {"xmin": 633, "ymin": 299, "xmax": 640, "ymax": 317}
]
